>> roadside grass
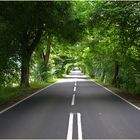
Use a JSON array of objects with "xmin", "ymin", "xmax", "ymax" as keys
[
  {"xmin": 30, "ymin": 78, "xmax": 58, "ymax": 88},
  {"xmin": 0, "ymin": 78, "xmax": 57, "ymax": 106},
  {"xmin": 90, "ymin": 77, "xmax": 125, "ymax": 93},
  {"xmin": 0, "ymin": 87, "xmax": 32, "ymax": 105},
  {"xmin": 92, "ymin": 78, "xmax": 112, "ymax": 87},
  {"xmin": 91, "ymin": 78, "xmax": 140, "ymax": 95}
]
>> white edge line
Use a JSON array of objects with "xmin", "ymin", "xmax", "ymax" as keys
[
  {"xmin": 77, "ymin": 112, "xmax": 83, "ymax": 140},
  {"xmin": 71, "ymin": 94, "xmax": 75, "ymax": 106},
  {"xmin": 91, "ymin": 80, "xmax": 140, "ymax": 111},
  {"xmin": 0, "ymin": 82, "xmax": 57, "ymax": 114},
  {"xmin": 74, "ymin": 86, "xmax": 76, "ymax": 92},
  {"xmin": 67, "ymin": 113, "xmax": 74, "ymax": 140}
]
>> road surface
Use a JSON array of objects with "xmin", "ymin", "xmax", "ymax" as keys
[{"xmin": 0, "ymin": 70, "xmax": 140, "ymax": 139}]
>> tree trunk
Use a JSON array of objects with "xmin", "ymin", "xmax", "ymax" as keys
[
  {"xmin": 20, "ymin": 28, "xmax": 43, "ymax": 87},
  {"xmin": 42, "ymin": 34, "xmax": 52, "ymax": 66},
  {"xmin": 112, "ymin": 61, "xmax": 119, "ymax": 87},
  {"xmin": 44, "ymin": 46, "xmax": 51, "ymax": 66},
  {"xmin": 101, "ymin": 70, "xmax": 105, "ymax": 82},
  {"xmin": 20, "ymin": 52, "xmax": 32, "ymax": 87}
]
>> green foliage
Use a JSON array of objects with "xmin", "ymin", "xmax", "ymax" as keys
[
  {"xmin": 0, "ymin": 16, "xmax": 20, "ymax": 86},
  {"xmin": 65, "ymin": 63, "xmax": 74, "ymax": 75},
  {"xmin": 0, "ymin": 78, "xmax": 57, "ymax": 105},
  {"xmin": 0, "ymin": 1, "xmax": 139, "ymax": 95},
  {"xmin": 85, "ymin": 1, "xmax": 140, "ymax": 94},
  {"xmin": 0, "ymin": 1, "xmax": 83, "ymax": 87},
  {"xmin": 0, "ymin": 87, "xmax": 32, "ymax": 105}
]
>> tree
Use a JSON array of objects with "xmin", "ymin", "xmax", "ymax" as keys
[
  {"xmin": 87, "ymin": 1, "xmax": 140, "ymax": 92},
  {"xmin": 0, "ymin": 2, "xmax": 83, "ymax": 87}
]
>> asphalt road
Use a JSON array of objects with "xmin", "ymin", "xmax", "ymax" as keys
[{"xmin": 0, "ymin": 70, "xmax": 140, "ymax": 139}]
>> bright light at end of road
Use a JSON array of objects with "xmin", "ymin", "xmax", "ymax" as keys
[{"xmin": 58, "ymin": 70, "xmax": 89, "ymax": 83}]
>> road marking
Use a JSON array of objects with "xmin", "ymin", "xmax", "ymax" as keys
[
  {"xmin": 75, "ymin": 81, "xmax": 77, "ymax": 86},
  {"xmin": 0, "ymin": 82, "xmax": 58, "ymax": 114},
  {"xmin": 71, "ymin": 94, "xmax": 75, "ymax": 106},
  {"xmin": 94, "ymin": 81, "xmax": 140, "ymax": 111},
  {"xmin": 77, "ymin": 112, "xmax": 83, "ymax": 140},
  {"xmin": 74, "ymin": 86, "xmax": 76, "ymax": 92},
  {"xmin": 67, "ymin": 112, "xmax": 83, "ymax": 140},
  {"xmin": 67, "ymin": 113, "xmax": 74, "ymax": 140}
]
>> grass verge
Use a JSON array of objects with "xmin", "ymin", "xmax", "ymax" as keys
[{"xmin": 0, "ymin": 78, "xmax": 57, "ymax": 111}]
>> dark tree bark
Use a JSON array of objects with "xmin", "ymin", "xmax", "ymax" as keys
[
  {"xmin": 112, "ymin": 61, "xmax": 119, "ymax": 87},
  {"xmin": 20, "ymin": 51, "xmax": 31, "ymax": 87},
  {"xmin": 101, "ymin": 70, "xmax": 105, "ymax": 82},
  {"xmin": 20, "ymin": 28, "xmax": 43, "ymax": 87},
  {"xmin": 42, "ymin": 34, "xmax": 52, "ymax": 67}
]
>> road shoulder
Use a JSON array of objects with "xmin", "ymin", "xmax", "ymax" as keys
[{"xmin": 91, "ymin": 79, "xmax": 140, "ymax": 109}]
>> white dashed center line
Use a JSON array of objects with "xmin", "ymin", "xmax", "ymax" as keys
[
  {"xmin": 74, "ymin": 86, "xmax": 76, "ymax": 92},
  {"xmin": 71, "ymin": 94, "xmax": 75, "ymax": 106}
]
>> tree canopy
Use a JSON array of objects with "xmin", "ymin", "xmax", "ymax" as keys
[{"xmin": 0, "ymin": 1, "xmax": 140, "ymax": 94}]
